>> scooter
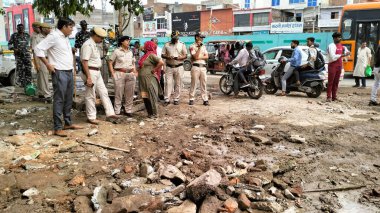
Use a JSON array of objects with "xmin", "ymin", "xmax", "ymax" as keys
[
  {"xmin": 264, "ymin": 56, "xmax": 325, "ymax": 98},
  {"xmin": 219, "ymin": 62, "xmax": 265, "ymax": 99}
]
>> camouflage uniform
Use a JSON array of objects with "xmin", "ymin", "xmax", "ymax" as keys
[
  {"xmin": 74, "ymin": 30, "xmax": 90, "ymax": 49},
  {"xmin": 8, "ymin": 32, "xmax": 32, "ymax": 87}
]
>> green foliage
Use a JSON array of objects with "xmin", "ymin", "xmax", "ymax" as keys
[
  {"xmin": 109, "ymin": 0, "xmax": 144, "ymax": 34},
  {"xmin": 0, "ymin": 7, "xmax": 5, "ymax": 15},
  {"xmin": 33, "ymin": 0, "xmax": 95, "ymax": 18}
]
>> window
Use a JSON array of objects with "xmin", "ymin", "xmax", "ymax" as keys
[
  {"xmin": 289, "ymin": 0, "xmax": 305, "ymax": 4},
  {"xmin": 234, "ymin": 14, "xmax": 250, "ymax": 27},
  {"xmin": 253, "ymin": 13, "xmax": 269, "ymax": 26},
  {"xmin": 331, "ymin": 12, "xmax": 339, "ymax": 19},
  {"xmin": 342, "ymin": 18, "xmax": 352, "ymax": 40},
  {"xmin": 281, "ymin": 49, "xmax": 293, "ymax": 58},
  {"xmin": 263, "ymin": 50, "xmax": 279, "ymax": 60},
  {"xmin": 308, "ymin": 0, "xmax": 317, "ymax": 7},
  {"xmin": 296, "ymin": 13, "xmax": 302, "ymax": 22},
  {"xmin": 156, "ymin": 18, "xmax": 167, "ymax": 30},
  {"xmin": 245, "ymin": 0, "xmax": 250, "ymax": 9},
  {"xmin": 272, "ymin": 0, "xmax": 280, "ymax": 6}
]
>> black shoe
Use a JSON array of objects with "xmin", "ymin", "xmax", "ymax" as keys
[
  {"xmin": 189, "ymin": 100, "xmax": 194, "ymax": 105},
  {"xmin": 352, "ymin": 85, "xmax": 359, "ymax": 87},
  {"xmin": 240, "ymin": 83, "xmax": 250, "ymax": 89},
  {"xmin": 369, "ymin": 100, "xmax": 379, "ymax": 106},
  {"xmin": 164, "ymin": 101, "xmax": 170, "ymax": 106},
  {"xmin": 203, "ymin": 101, "xmax": 209, "ymax": 106},
  {"xmin": 173, "ymin": 101, "xmax": 179, "ymax": 105},
  {"xmin": 124, "ymin": 112, "xmax": 133, "ymax": 117}
]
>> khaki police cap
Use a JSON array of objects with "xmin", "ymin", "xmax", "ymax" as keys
[
  {"xmin": 32, "ymin": 22, "xmax": 41, "ymax": 27},
  {"xmin": 40, "ymin": 23, "xmax": 52, "ymax": 29},
  {"xmin": 93, "ymin": 27, "xmax": 107, "ymax": 38}
]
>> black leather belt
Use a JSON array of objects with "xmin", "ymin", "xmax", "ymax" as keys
[
  {"xmin": 166, "ymin": 63, "xmax": 183, "ymax": 68},
  {"xmin": 55, "ymin": 69, "xmax": 72, "ymax": 72},
  {"xmin": 89, "ymin": 66, "xmax": 100, "ymax": 71},
  {"xmin": 192, "ymin": 63, "xmax": 207, "ymax": 68}
]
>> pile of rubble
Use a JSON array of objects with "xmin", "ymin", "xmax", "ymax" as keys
[{"xmin": 62, "ymin": 149, "xmax": 303, "ymax": 213}]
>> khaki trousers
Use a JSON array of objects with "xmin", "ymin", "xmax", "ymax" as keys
[
  {"xmin": 189, "ymin": 66, "xmax": 208, "ymax": 101},
  {"xmin": 164, "ymin": 66, "xmax": 184, "ymax": 102},
  {"xmin": 82, "ymin": 70, "xmax": 115, "ymax": 120},
  {"xmin": 37, "ymin": 59, "xmax": 51, "ymax": 98},
  {"xmin": 113, "ymin": 71, "xmax": 136, "ymax": 114}
]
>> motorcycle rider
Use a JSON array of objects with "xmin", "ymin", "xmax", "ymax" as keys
[
  {"xmin": 229, "ymin": 42, "xmax": 256, "ymax": 88},
  {"xmin": 294, "ymin": 37, "xmax": 317, "ymax": 85},
  {"xmin": 277, "ymin": 40, "xmax": 302, "ymax": 96}
]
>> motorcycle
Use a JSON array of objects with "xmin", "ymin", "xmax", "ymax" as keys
[
  {"xmin": 264, "ymin": 56, "xmax": 324, "ymax": 98},
  {"xmin": 219, "ymin": 62, "xmax": 265, "ymax": 99}
]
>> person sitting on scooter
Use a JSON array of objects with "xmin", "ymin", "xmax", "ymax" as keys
[
  {"xmin": 277, "ymin": 40, "xmax": 302, "ymax": 96},
  {"xmin": 229, "ymin": 42, "xmax": 256, "ymax": 88},
  {"xmin": 294, "ymin": 37, "xmax": 317, "ymax": 85}
]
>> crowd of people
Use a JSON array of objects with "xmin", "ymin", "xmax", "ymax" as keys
[{"xmin": 6, "ymin": 18, "xmax": 380, "ymax": 137}]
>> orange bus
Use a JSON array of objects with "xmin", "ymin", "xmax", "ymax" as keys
[{"xmin": 339, "ymin": 2, "xmax": 380, "ymax": 72}]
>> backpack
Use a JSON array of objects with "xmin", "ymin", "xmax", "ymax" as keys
[{"xmin": 310, "ymin": 48, "xmax": 325, "ymax": 70}]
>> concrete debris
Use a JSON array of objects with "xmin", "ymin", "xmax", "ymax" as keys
[
  {"xmin": 290, "ymin": 135, "xmax": 306, "ymax": 144},
  {"xmin": 186, "ymin": 169, "xmax": 222, "ymax": 202},
  {"xmin": 8, "ymin": 129, "xmax": 33, "ymax": 136},
  {"xmin": 22, "ymin": 188, "xmax": 39, "ymax": 198},
  {"xmin": 253, "ymin": 125, "xmax": 265, "ymax": 130},
  {"xmin": 88, "ymin": 129, "xmax": 98, "ymax": 137},
  {"xmin": 167, "ymin": 200, "xmax": 196, "ymax": 213}
]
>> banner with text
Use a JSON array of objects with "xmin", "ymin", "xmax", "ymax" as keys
[{"xmin": 270, "ymin": 22, "xmax": 304, "ymax": 34}]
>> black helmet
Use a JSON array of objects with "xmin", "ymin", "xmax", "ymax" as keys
[{"xmin": 278, "ymin": 56, "xmax": 287, "ymax": 63}]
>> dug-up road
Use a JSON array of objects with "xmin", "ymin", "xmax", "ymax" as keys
[{"xmin": 0, "ymin": 72, "xmax": 379, "ymax": 213}]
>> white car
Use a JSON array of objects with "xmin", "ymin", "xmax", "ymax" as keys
[
  {"xmin": 262, "ymin": 46, "xmax": 328, "ymax": 86},
  {"xmin": 0, "ymin": 55, "xmax": 17, "ymax": 86}
]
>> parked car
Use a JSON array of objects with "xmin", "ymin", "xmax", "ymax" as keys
[
  {"xmin": 0, "ymin": 52, "xmax": 37, "ymax": 87},
  {"xmin": 0, "ymin": 55, "xmax": 17, "ymax": 86},
  {"xmin": 262, "ymin": 46, "xmax": 328, "ymax": 86}
]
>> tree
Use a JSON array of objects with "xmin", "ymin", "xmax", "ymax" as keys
[
  {"xmin": 109, "ymin": 0, "xmax": 144, "ymax": 36},
  {"xmin": 33, "ymin": 0, "xmax": 95, "ymax": 18}
]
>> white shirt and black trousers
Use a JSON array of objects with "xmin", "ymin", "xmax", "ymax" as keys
[{"xmin": 35, "ymin": 30, "xmax": 75, "ymax": 131}]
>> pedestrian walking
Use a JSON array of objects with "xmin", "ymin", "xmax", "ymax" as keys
[
  {"xmin": 8, "ymin": 24, "xmax": 32, "ymax": 87},
  {"xmin": 189, "ymin": 32, "xmax": 209, "ymax": 106},
  {"xmin": 161, "ymin": 30, "xmax": 187, "ymax": 105},
  {"xmin": 35, "ymin": 18, "xmax": 84, "ymax": 137},
  {"xmin": 138, "ymin": 41, "xmax": 164, "ymax": 118},
  {"xmin": 81, "ymin": 27, "xmax": 120, "ymax": 125},
  {"xmin": 369, "ymin": 46, "xmax": 380, "ymax": 106},
  {"xmin": 34, "ymin": 23, "xmax": 52, "ymax": 100},
  {"xmin": 326, "ymin": 32, "xmax": 350, "ymax": 102},
  {"xmin": 108, "ymin": 36, "xmax": 137, "ymax": 116},
  {"xmin": 353, "ymin": 41, "xmax": 372, "ymax": 88}
]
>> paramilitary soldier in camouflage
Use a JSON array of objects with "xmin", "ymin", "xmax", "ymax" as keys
[
  {"xmin": 74, "ymin": 20, "xmax": 90, "ymax": 50},
  {"xmin": 8, "ymin": 23, "xmax": 32, "ymax": 87}
]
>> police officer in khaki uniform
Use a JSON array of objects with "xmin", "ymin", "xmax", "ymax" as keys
[
  {"xmin": 161, "ymin": 30, "xmax": 187, "ymax": 105},
  {"xmin": 189, "ymin": 32, "xmax": 209, "ymax": 106},
  {"xmin": 81, "ymin": 27, "xmax": 119, "ymax": 124},
  {"xmin": 108, "ymin": 36, "xmax": 136, "ymax": 117},
  {"xmin": 34, "ymin": 23, "xmax": 52, "ymax": 100}
]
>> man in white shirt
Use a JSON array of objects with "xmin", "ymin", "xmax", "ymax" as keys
[
  {"xmin": 152, "ymin": 37, "xmax": 165, "ymax": 93},
  {"xmin": 230, "ymin": 42, "xmax": 255, "ymax": 88},
  {"xmin": 35, "ymin": 18, "xmax": 84, "ymax": 137}
]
